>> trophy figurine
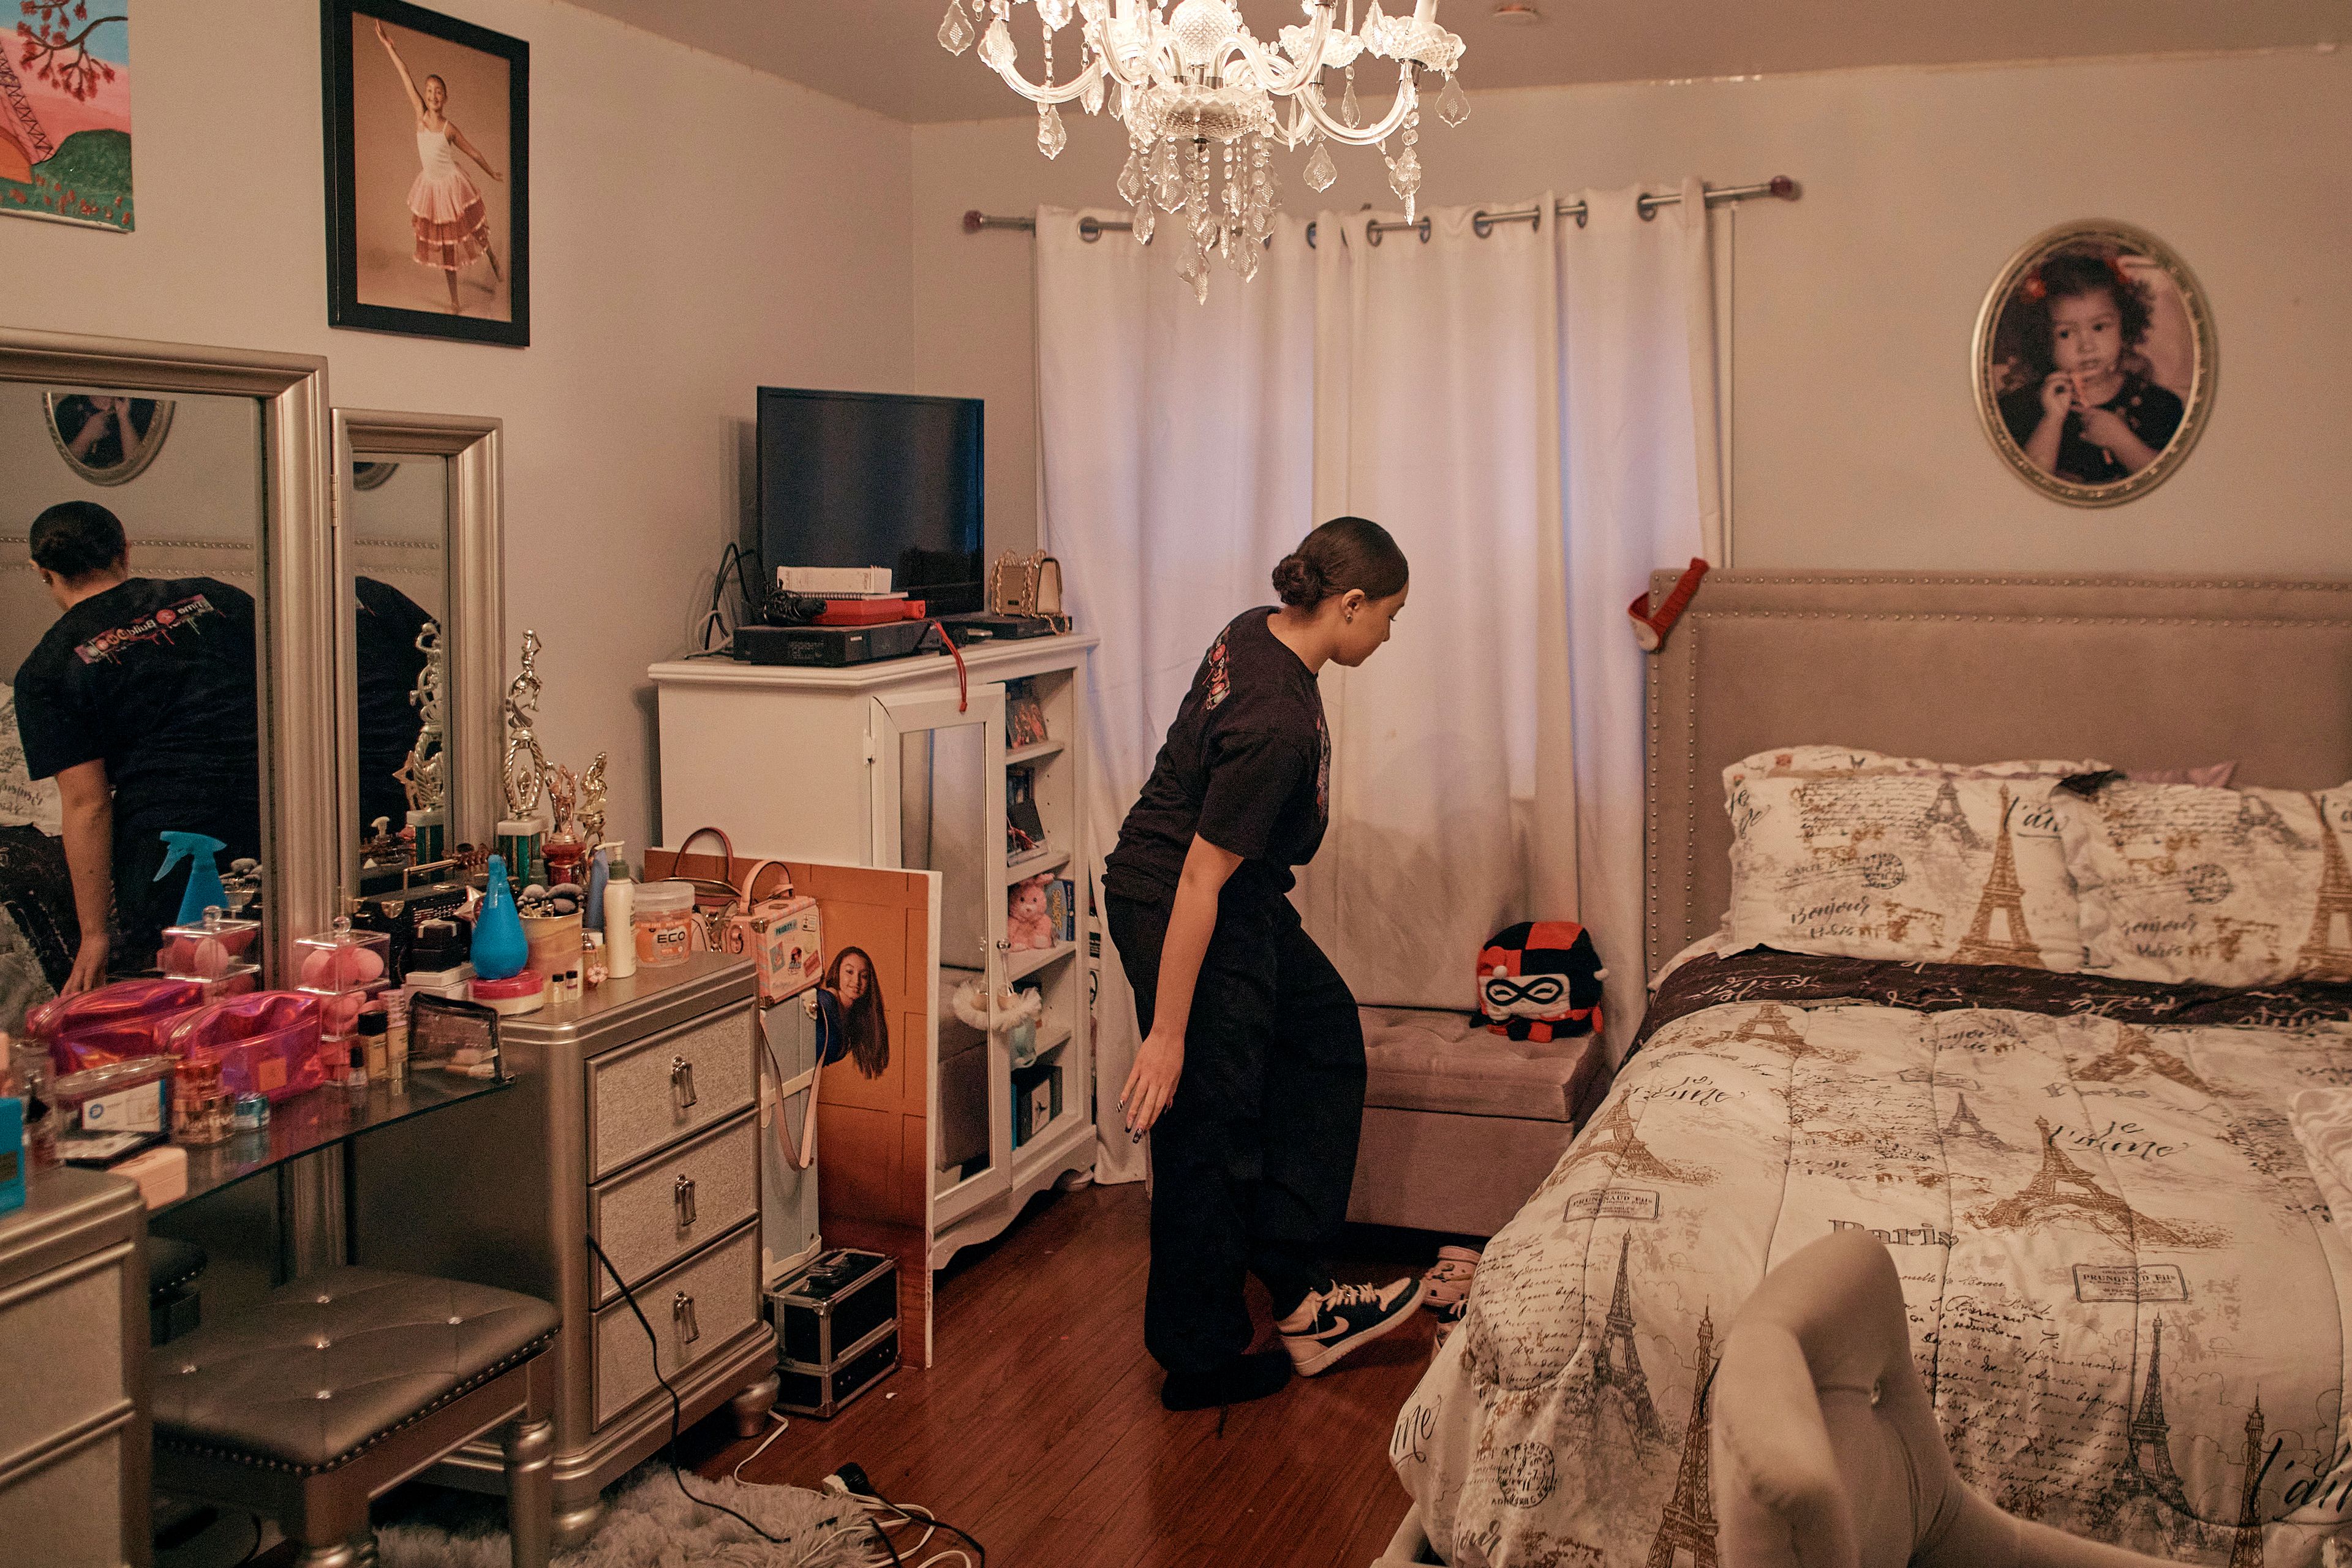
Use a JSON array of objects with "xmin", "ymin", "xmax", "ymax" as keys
[
  {"xmin": 402, "ymin": 621, "xmax": 448, "ymax": 864},
  {"xmin": 497, "ymin": 630, "xmax": 552, "ymax": 881},
  {"xmin": 579, "ymin": 752, "xmax": 608, "ymax": 852},
  {"xmin": 541, "ymin": 762, "xmax": 587, "ymax": 894}
]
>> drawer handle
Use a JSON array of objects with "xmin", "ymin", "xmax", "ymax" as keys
[
  {"xmin": 671, "ymin": 1055, "xmax": 699, "ymax": 1111},
  {"xmin": 673, "ymin": 1290, "xmax": 701, "ymax": 1346},
  {"xmin": 674, "ymin": 1174, "xmax": 698, "ymax": 1228}
]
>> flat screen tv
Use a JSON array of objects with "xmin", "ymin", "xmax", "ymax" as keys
[{"xmin": 756, "ymin": 387, "xmax": 985, "ymax": 616}]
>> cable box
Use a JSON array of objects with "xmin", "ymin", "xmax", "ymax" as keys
[
  {"xmin": 734, "ymin": 620, "xmax": 933, "ymax": 667},
  {"xmin": 766, "ymin": 1248, "xmax": 900, "ymax": 1418},
  {"xmin": 939, "ymin": 612, "xmax": 1062, "ymax": 645}
]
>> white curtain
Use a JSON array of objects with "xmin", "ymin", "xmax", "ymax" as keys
[
  {"xmin": 1300, "ymin": 201, "xmax": 1578, "ymax": 1009},
  {"xmin": 1036, "ymin": 208, "xmax": 1317, "ymax": 1185},
  {"xmin": 1560, "ymin": 178, "xmax": 1727, "ymax": 1061},
  {"xmin": 1040, "ymin": 182, "xmax": 1725, "ymax": 1180}
]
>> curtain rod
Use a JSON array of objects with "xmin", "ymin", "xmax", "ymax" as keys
[{"xmin": 963, "ymin": 175, "xmax": 1798, "ymax": 248}]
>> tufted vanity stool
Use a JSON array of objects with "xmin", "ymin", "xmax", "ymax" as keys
[{"xmin": 151, "ymin": 1267, "xmax": 559, "ymax": 1567}]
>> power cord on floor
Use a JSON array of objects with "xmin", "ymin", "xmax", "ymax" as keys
[
  {"xmin": 732, "ymin": 1409, "xmax": 793, "ymax": 1483},
  {"xmin": 585, "ymin": 1233, "xmax": 797, "ymax": 1547},
  {"xmin": 824, "ymin": 1466, "xmax": 986, "ymax": 1568}
]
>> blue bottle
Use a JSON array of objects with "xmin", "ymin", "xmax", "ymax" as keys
[
  {"xmin": 585, "ymin": 848, "xmax": 609, "ymax": 933},
  {"xmin": 472, "ymin": 854, "xmax": 530, "ymax": 982}
]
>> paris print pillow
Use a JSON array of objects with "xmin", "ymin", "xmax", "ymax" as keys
[
  {"xmin": 2054, "ymin": 778, "xmax": 2352, "ymax": 987},
  {"xmin": 1724, "ymin": 767, "xmax": 2089, "ymax": 970}
]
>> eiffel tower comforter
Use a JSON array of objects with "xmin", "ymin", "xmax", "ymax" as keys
[{"xmin": 1393, "ymin": 949, "xmax": 2352, "ymax": 1567}]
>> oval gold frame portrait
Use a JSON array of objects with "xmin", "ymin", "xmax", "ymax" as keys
[
  {"xmin": 1972, "ymin": 221, "xmax": 2216, "ymax": 508},
  {"xmin": 43, "ymin": 390, "xmax": 177, "ymax": 487}
]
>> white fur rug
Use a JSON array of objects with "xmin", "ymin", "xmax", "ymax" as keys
[{"xmin": 374, "ymin": 1466, "xmax": 883, "ymax": 1568}]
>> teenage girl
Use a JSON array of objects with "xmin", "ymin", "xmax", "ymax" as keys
[
  {"xmin": 372, "ymin": 18, "xmax": 504, "ymax": 315},
  {"xmin": 1997, "ymin": 250, "xmax": 2184, "ymax": 486},
  {"xmin": 1102, "ymin": 517, "xmax": 1423, "ymax": 1411}
]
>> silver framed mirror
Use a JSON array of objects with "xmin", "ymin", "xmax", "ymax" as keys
[
  {"xmin": 1, "ymin": 326, "xmax": 336, "ymax": 987},
  {"xmin": 331, "ymin": 409, "xmax": 503, "ymax": 895}
]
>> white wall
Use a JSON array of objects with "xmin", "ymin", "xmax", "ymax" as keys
[
  {"xmin": 912, "ymin": 48, "xmax": 2352, "ymax": 573},
  {"xmin": 1, "ymin": 0, "xmax": 917, "ymax": 857}
]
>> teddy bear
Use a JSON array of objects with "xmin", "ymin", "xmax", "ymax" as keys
[{"xmin": 1007, "ymin": 875, "xmax": 1057, "ymax": 952}]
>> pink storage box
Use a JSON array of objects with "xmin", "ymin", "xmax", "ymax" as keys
[
  {"xmin": 162, "ymin": 992, "xmax": 326, "ymax": 1104},
  {"xmin": 26, "ymin": 979, "xmax": 208, "ymax": 1072}
]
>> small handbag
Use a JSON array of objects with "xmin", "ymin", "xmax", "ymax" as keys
[
  {"xmin": 988, "ymin": 550, "xmax": 1072, "ymax": 633},
  {"xmin": 725, "ymin": 858, "xmax": 823, "ymax": 1006}
]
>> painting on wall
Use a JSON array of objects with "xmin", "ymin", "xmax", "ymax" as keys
[
  {"xmin": 1973, "ymin": 221, "xmax": 2214, "ymax": 507},
  {"xmin": 322, "ymin": 0, "xmax": 529, "ymax": 346},
  {"xmin": 2, "ymin": 2, "xmax": 134, "ymax": 232}
]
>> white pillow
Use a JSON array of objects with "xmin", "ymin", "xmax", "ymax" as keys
[
  {"xmin": 1722, "ymin": 750, "xmax": 2105, "ymax": 970},
  {"xmin": 2056, "ymin": 779, "xmax": 2352, "ymax": 987}
]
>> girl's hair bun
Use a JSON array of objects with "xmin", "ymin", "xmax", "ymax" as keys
[{"xmin": 1272, "ymin": 552, "xmax": 1327, "ymax": 608}]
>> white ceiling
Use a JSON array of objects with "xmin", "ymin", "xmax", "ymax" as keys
[{"xmin": 561, "ymin": 0, "xmax": 2342, "ymax": 124}]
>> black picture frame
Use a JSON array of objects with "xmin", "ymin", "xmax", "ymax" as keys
[{"xmin": 321, "ymin": 0, "xmax": 530, "ymax": 347}]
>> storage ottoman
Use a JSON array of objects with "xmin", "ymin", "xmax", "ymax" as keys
[{"xmin": 1346, "ymin": 1007, "xmax": 1604, "ymax": 1237}]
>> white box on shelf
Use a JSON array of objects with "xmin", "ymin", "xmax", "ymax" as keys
[{"xmin": 777, "ymin": 565, "xmax": 893, "ymax": 595}]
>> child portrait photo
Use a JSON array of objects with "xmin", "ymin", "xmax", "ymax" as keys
[
  {"xmin": 1974, "ymin": 221, "xmax": 2212, "ymax": 506},
  {"xmin": 322, "ymin": 0, "xmax": 529, "ymax": 345}
]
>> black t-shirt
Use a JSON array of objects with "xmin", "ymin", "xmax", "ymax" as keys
[
  {"xmin": 1999, "ymin": 373, "xmax": 2185, "ymax": 485},
  {"xmin": 354, "ymin": 576, "xmax": 435, "ymax": 829},
  {"xmin": 12, "ymin": 576, "xmax": 263, "ymax": 861},
  {"xmin": 1104, "ymin": 608, "xmax": 1330, "ymax": 905}
]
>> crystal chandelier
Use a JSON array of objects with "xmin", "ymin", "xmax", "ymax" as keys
[{"xmin": 940, "ymin": 0, "xmax": 1469, "ymax": 300}]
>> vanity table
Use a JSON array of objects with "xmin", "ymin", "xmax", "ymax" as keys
[{"xmin": 353, "ymin": 952, "xmax": 777, "ymax": 1547}]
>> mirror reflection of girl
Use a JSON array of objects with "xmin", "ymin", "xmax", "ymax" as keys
[
  {"xmin": 1101, "ymin": 517, "xmax": 1424, "ymax": 1412},
  {"xmin": 814, "ymin": 946, "xmax": 889, "ymax": 1079},
  {"xmin": 372, "ymin": 17, "xmax": 503, "ymax": 315},
  {"xmin": 1997, "ymin": 251, "xmax": 2184, "ymax": 484}
]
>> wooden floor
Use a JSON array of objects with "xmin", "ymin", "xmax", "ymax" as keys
[{"xmin": 695, "ymin": 1180, "xmax": 1444, "ymax": 1568}]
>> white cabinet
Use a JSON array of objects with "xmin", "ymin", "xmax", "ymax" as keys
[{"xmin": 650, "ymin": 635, "xmax": 1098, "ymax": 1272}]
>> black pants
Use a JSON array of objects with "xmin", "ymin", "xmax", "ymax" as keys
[{"xmin": 1107, "ymin": 889, "xmax": 1367, "ymax": 1376}]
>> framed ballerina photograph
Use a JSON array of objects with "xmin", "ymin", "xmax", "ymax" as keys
[
  {"xmin": 1973, "ymin": 221, "xmax": 2213, "ymax": 507},
  {"xmin": 321, "ymin": 0, "xmax": 529, "ymax": 346}
]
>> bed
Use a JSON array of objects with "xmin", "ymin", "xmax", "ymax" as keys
[{"xmin": 1389, "ymin": 571, "xmax": 2352, "ymax": 1567}]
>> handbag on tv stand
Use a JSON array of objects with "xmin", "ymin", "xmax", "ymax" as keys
[{"xmin": 943, "ymin": 551, "xmax": 1070, "ymax": 643}]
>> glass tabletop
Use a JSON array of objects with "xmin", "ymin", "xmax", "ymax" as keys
[{"xmin": 157, "ymin": 1071, "xmax": 512, "ymax": 1213}]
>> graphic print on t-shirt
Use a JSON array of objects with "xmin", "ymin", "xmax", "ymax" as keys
[
  {"xmin": 73, "ymin": 592, "xmax": 221, "ymax": 666},
  {"xmin": 1316, "ymin": 707, "xmax": 1330, "ymax": 815},
  {"xmin": 1205, "ymin": 628, "xmax": 1232, "ymax": 711}
]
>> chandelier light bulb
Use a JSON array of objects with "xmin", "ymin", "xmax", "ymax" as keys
[{"xmin": 944, "ymin": 0, "xmax": 1469, "ymax": 299}]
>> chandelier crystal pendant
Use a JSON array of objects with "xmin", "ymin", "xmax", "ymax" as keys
[{"xmin": 942, "ymin": 0, "xmax": 1469, "ymax": 301}]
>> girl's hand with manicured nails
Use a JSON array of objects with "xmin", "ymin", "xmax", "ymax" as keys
[{"xmin": 1122, "ymin": 1027, "xmax": 1184, "ymax": 1136}]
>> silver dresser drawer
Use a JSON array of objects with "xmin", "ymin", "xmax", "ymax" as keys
[
  {"xmin": 593, "ymin": 1221, "xmax": 761, "ymax": 1428},
  {"xmin": 590, "ymin": 1113, "xmax": 758, "ymax": 1305},
  {"xmin": 0, "ymin": 1252, "xmax": 129, "ymax": 1477},
  {"xmin": 586, "ymin": 1001, "xmax": 756, "ymax": 1180}
]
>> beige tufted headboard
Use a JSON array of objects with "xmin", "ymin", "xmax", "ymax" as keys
[{"xmin": 1645, "ymin": 570, "xmax": 2352, "ymax": 976}]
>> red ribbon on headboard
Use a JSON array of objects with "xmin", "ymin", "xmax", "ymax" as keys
[{"xmin": 1629, "ymin": 559, "xmax": 1711, "ymax": 652}]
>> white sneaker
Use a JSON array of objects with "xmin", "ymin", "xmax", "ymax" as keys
[{"xmin": 1280, "ymin": 1277, "xmax": 1426, "ymax": 1376}]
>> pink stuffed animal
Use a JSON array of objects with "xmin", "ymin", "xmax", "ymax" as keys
[{"xmin": 1007, "ymin": 875, "xmax": 1057, "ymax": 952}]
